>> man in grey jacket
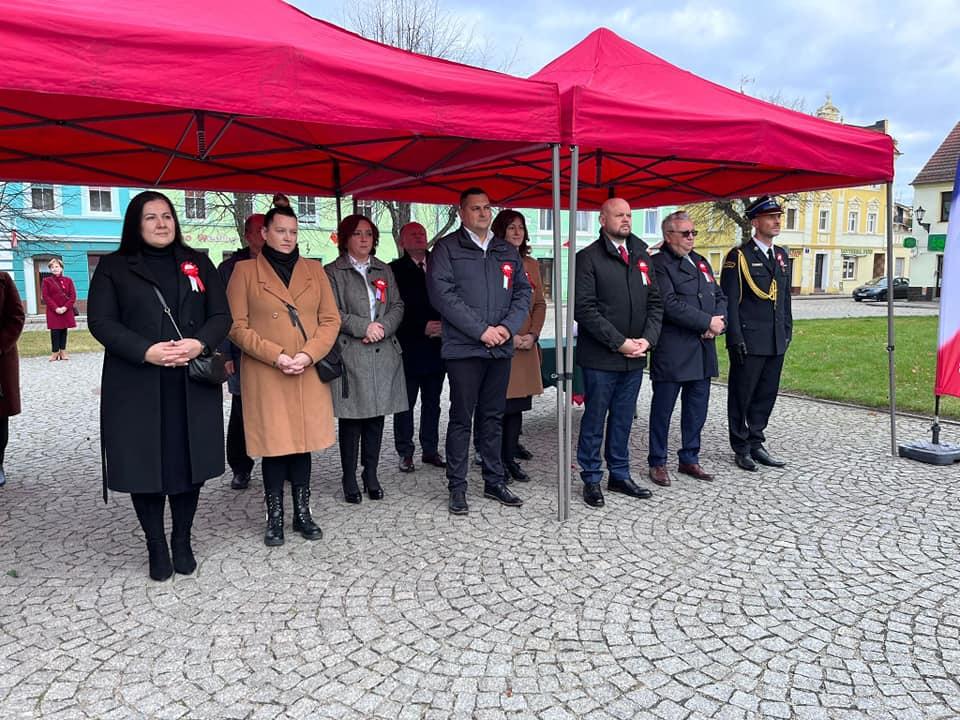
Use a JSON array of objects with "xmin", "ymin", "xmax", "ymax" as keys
[{"xmin": 427, "ymin": 188, "xmax": 532, "ymax": 515}]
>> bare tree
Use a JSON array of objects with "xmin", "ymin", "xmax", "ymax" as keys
[
  {"xmin": 0, "ymin": 182, "xmax": 66, "ymax": 246},
  {"xmin": 341, "ymin": 0, "xmax": 509, "ymax": 251},
  {"xmin": 206, "ymin": 192, "xmax": 256, "ymax": 242}
]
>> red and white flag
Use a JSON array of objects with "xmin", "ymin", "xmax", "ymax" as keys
[{"xmin": 935, "ymin": 156, "xmax": 960, "ymax": 397}]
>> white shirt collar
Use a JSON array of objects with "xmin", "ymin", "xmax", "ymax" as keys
[
  {"xmin": 753, "ymin": 237, "xmax": 775, "ymax": 255},
  {"xmin": 348, "ymin": 254, "xmax": 371, "ymax": 271},
  {"xmin": 464, "ymin": 226, "xmax": 494, "ymax": 251}
]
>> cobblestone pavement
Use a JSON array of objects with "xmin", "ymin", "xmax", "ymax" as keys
[{"xmin": 2, "ymin": 353, "xmax": 959, "ymax": 719}]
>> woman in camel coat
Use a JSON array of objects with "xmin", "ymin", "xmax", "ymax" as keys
[
  {"xmin": 227, "ymin": 205, "xmax": 341, "ymax": 547},
  {"xmin": 493, "ymin": 210, "xmax": 545, "ymax": 481}
]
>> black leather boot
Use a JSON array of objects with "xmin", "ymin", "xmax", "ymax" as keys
[
  {"xmin": 264, "ymin": 492, "xmax": 285, "ymax": 547},
  {"xmin": 146, "ymin": 539, "xmax": 173, "ymax": 581},
  {"xmin": 170, "ymin": 536, "xmax": 196, "ymax": 575},
  {"xmin": 291, "ymin": 486, "xmax": 323, "ymax": 541}
]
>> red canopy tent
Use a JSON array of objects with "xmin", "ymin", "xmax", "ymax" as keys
[
  {"xmin": 363, "ymin": 28, "xmax": 894, "ymax": 207},
  {"xmin": 0, "ymin": 0, "xmax": 560, "ymax": 200}
]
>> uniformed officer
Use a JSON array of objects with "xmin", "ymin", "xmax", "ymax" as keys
[
  {"xmin": 648, "ymin": 211, "xmax": 726, "ymax": 486},
  {"xmin": 720, "ymin": 196, "xmax": 793, "ymax": 471}
]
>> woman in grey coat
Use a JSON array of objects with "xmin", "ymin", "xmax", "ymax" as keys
[{"xmin": 325, "ymin": 215, "xmax": 407, "ymax": 504}]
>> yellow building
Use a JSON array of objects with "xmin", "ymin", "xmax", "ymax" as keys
[{"xmin": 690, "ymin": 97, "xmax": 908, "ymax": 295}]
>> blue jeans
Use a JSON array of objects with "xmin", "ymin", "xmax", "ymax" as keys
[
  {"xmin": 577, "ymin": 367, "xmax": 644, "ymax": 485},
  {"xmin": 647, "ymin": 378, "xmax": 711, "ymax": 467}
]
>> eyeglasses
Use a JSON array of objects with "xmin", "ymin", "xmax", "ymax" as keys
[{"xmin": 667, "ymin": 229, "xmax": 699, "ymax": 238}]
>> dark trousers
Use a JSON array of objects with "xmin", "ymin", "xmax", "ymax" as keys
[
  {"xmin": 131, "ymin": 488, "xmax": 200, "ymax": 542},
  {"xmin": 501, "ymin": 411, "xmax": 523, "ymax": 467},
  {"xmin": 445, "ymin": 357, "xmax": 511, "ymax": 492},
  {"xmin": 0, "ymin": 415, "xmax": 7, "ymax": 465},
  {"xmin": 262, "ymin": 453, "xmax": 311, "ymax": 494},
  {"xmin": 393, "ymin": 370, "xmax": 444, "ymax": 457},
  {"xmin": 50, "ymin": 329, "xmax": 68, "ymax": 352},
  {"xmin": 339, "ymin": 416, "xmax": 385, "ymax": 492},
  {"xmin": 577, "ymin": 367, "xmax": 644, "ymax": 485},
  {"xmin": 648, "ymin": 378, "xmax": 711, "ymax": 467},
  {"xmin": 226, "ymin": 394, "xmax": 254, "ymax": 474},
  {"xmin": 726, "ymin": 352, "xmax": 785, "ymax": 455}
]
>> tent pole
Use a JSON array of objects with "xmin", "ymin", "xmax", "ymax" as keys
[
  {"xmin": 563, "ymin": 145, "xmax": 580, "ymax": 520},
  {"xmin": 885, "ymin": 180, "xmax": 897, "ymax": 455},
  {"xmin": 551, "ymin": 144, "xmax": 566, "ymax": 521},
  {"xmin": 333, "ymin": 159, "xmax": 343, "ymax": 226}
]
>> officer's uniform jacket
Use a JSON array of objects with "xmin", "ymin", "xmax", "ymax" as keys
[{"xmin": 719, "ymin": 240, "xmax": 792, "ymax": 356}]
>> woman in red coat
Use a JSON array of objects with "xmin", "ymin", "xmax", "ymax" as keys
[
  {"xmin": 40, "ymin": 258, "xmax": 77, "ymax": 361},
  {"xmin": 0, "ymin": 272, "xmax": 25, "ymax": 487}
]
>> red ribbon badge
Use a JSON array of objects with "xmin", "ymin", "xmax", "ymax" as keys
[
  {"xmin": 777, "ymin": 253, "xmax": 787, "ymax": 271},
  {"xmin": 637, "ymin": 259, "xmax": 651, "ymax": 286},
  {"xmin": 180, "ymin": 261, "xmax": 205, "ymax": 292},
  {"xmin": 501, "ymin": 263, "xmax": 513, "ymax": 290},
  {"xmin": 373, "ymin": 278, "xmax": 387, "ymax": 304},
  {"xmin": 697, "ymin": 260, "xmax": 714, "ymax": 283}
]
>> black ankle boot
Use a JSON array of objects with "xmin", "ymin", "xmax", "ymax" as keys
[
  {"xmin": 146, "ymin": 539, "xmax": 173, "ymax": 581},
  {"xmin": 342, "ymin": 477, "xmax": 362, "ymax": 505},
  {"xmin": 291, "ymin": 486, "xmax": 323, "ymax": 540},
  {"xmin": 170, "ymin": 536, "xmax": 197, "ymax": 575},
  {"xmin": 264, "ymin": 492, "xmax": 285, "ymax": 546}
]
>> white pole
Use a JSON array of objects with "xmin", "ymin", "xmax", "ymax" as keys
[
  {"xmin": 562, "ymin": 146, "xmax": 580, "ymax": 520},
  {"xmin": 885, "ymin": 180, "xmax": 897, "ymax": 454},
  {"xmin": 551, "ymin": 145, "xmax": 567, "ymax": 520}
]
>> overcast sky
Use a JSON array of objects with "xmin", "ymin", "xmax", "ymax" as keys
[{"xmin": 294, "ymin": 0, "xmax": 959, "ymax": 203}]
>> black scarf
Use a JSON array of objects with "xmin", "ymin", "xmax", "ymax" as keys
[{"xmin": 262, "ymin": 244, "xmax": 300, "ymax": 287}]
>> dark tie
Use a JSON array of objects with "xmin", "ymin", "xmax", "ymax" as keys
[
  {"xmin": 618, "ymin": 245, "xmax": 629, "ymax": 264},
  {"xmin": 418, "ymin": 261, "xmax": 425, "ymax": 272},
  {"xmin": 767, "ymin": 248, "xmax": 774, "ymax": 264}
]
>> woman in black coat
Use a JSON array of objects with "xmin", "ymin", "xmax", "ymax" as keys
[{"xmin": 88, "ymin": 191, "xmax": 231, "ymax": 581}]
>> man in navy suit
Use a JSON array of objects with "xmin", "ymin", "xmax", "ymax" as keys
[
  {"xmin": 648, "ymin": 211, "xmax": 726, "ymax": 486},
  {"xmin": 390, "ymin": 222, "xmax": 446, "ymax": 473}
]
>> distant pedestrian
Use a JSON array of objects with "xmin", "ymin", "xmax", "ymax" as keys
[
  {"xmin": 720, "ymin": 195, "xmax": 793, "ymax": 471},
  {"xmin": 41, "ymin": 258, "xmax": 77, "ymax": 361},
  {"xmin": 648, "ymin": 211, "xmax": 726, "ymax": 487},
  {"xmin": 0, "ymin": 272, "xmax": 25, "ymax": 488}
]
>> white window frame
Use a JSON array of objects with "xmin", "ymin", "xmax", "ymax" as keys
[
  {"xmin": 842, "ymin": 256, "xmax": 856, "ymax": 280},
  {"xmin": 818, "ymin": 209, "xmax": 830, "ymax": 232},
  {"xmin": 785, "ymin": 207, "xmax": 798, "ymax": 230},
  {"xmin": 356, "ymin": 199, "xmax": 375, "ymax": 220},
  {"xmin": 643, "ymin": 209, "xmax": 658, "ymax": 236},
  {"xmin": 184, "ymin": 190, "xmax": 207, "ymax": 220},
  {"xmin": 81, "ymin": 186, "xmax": 119, "ymax": 217},
  {"xmin": 23, "ymin": 183, "xmax": 62, "ymax": 215},
  {"xmin": 575, "ymin": 211, "xmax": 590, "ymax": 233},
  {"xmin": 538, "ymin": 209, "xmax": 553, "ymax": 232},
  {"xmin": 298, "ymin": 195, "xmax": 317, "ymax": 223},
  {"xmin": 847, "ymin": 210, "xmax": 859, "ymax": 233},
  {"xmin": 867, "ymin": 212, "xmax": 877, "ymax": 234}
]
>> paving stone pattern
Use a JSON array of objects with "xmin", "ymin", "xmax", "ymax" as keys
[{"xmin": 1, "ymin": 353, "xmax": 959, "ymax": 719}]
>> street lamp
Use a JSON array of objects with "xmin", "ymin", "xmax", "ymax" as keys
[{"xmin": 915, "ymin": 205, "xmax": 930, "ymax": 233}]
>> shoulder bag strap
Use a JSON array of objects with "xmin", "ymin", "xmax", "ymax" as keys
[{"xmin": 153, "ymin": 286, "xmax": 184, "ymax": 340}]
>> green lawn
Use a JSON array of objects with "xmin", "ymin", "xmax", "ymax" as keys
[
  {"xmin": 16, "ymin": 318, "xmax": 960, "ymax": 419},
  {"xmin": 717, "ymin": 316, "xmax": 960, "ymax": 419}
]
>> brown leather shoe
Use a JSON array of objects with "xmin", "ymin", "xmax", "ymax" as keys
[
  {"xmin": 648, "ymin": 466, "xmax": 671, "ymax": 487},
  {"xmin": 677, "ymin": 463, "xmax": 714, "ymax": 481}
]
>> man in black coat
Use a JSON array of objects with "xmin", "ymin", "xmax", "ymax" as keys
[
  {"xmin": 648, "ymin": 211, "xmax": 726, "ymax": 486},
  {"xmin": 217, "ymin": 213, "xmax": 264, "ymax": 490},
  {"xmin": 427, "ymin": 187, "xmax": 531, "ymax": 515},
  {"xmin": 390, "ymin": 221, "xmax": 446, "ymax": 473},
  {"xmin": 574, "ymin": 197, "xmax": 663, "ymax": 508},
  {"xmin": 720, "ymin": 196, "xmax": 793, "ymax": 471}
]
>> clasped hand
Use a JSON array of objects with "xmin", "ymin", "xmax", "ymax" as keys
[
  {"xmin": 480, "ymin": 325, "xmax": 511, "ymax": 348},
  {"xmin": 276, "ymin": 352, "xmax": 313, "ymax": 375},
  {"xmin": 145, "ymin": 339, "xmax": 203, "ymax": 367},
  {"xmin": 362, "ymin": 321, "xmax": 385, "ymax": 344},
  {"xmin": 618, "ymin": 337, "xmax": 650, "ymax": 358}
]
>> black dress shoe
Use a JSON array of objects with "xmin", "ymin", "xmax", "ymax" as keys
[
  {"xmin": 583, "ymin": 483, "xmax": 605, "ymax": 507},
  {"xmin": 505, "ymin": 460, "xmax": 530, "ymax": 482},
  {"xmin": 342, "ymin": 478, "xmax": 362, "ymax": 504},
  {"xmin": 399, "ymin": 456, "xmax": 415, "ymax": 473},
  {"xmin": 607, "ymin": 476, "xmax": 653, "ymax": 499},
  {"xmin": 230, "ymin": 470, "xmax": 251, "ymax": 490},
  {"xmin": 449, "ymin": 489, "xmax": 469, "ymax": 515},
  {"xmin": 421, "ymin": 453, "xmax": 447, "ymax": 468},
  {"xmin": 364, "ymin": 478, "xmax": 384, "ymax": 501},
  {"xmin": 514, "ymin": 443, "xmax": 533, "ymax": 461},
  {"xmin": 734, "ymin": 453, "xmax": 758, "ymax": 471},
  {"xmin": 483, "ymin": 483, "xmax": 523, "ymax": 507},
  {"xmin": 146, "ymin": 539, "xmax": 173, "ymax": 581},
  {"xmin": 751, "ymin": 446, "xmax": 786, "ymax": 467}
]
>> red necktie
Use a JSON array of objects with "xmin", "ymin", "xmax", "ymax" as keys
[{"xmin": 618, "ymin": 245, "xmax": 629, "ymax": 264}]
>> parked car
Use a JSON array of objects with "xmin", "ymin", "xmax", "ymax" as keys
[{"xmin": 852, "ymin": 276, "xmax": 909, "ymax": 301}]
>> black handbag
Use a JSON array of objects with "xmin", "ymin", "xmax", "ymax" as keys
[
  {"xmin": 285, "ymin": 303, "xmax": 347, "ymax": 396},
  {"xmin": 152, "ymin": 287, "xmax": 228, "ymax": 386}
]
